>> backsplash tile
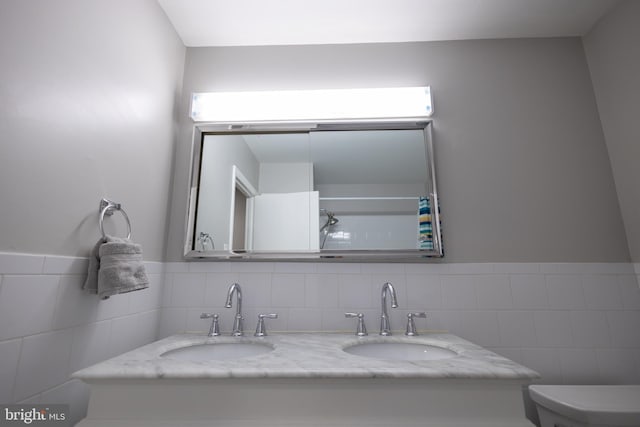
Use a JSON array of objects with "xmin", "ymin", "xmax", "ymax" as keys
[
  {"xmin": 582, "ymin": 275, "xmax": 624, "ymax": 309},
  {"xmin": 316, "ymin": 262, "xmax": 362, "ymax": 274},
  {"xmin": 595, "ymin": 348, "xmax": 639, "ymax": 384},
  {"xmin": 441, "ymin": 275, "xmax": 478, "ymax": 309},
  {"xmin": 558, "ymin": 348, "xmax": 599, "ymax": 384},
  {"xmin": 546, "ymin": 275, "xmax": 585, "ymax": 309},
  {"xmin": 1, "ymin": 252, "xmax": 639, "ymax": 424},
  {"xmin": 288, "ymin": 308, "xmax": 323, "ymax": 331},
  {"xmin": 271, "ymin": 273, "xmax": 306, "ymax": 307},
  {"xmin": 606, "ymin": 310, "xmax": 640, "ymax": 347},
  {"xmin": 493, "ymin": 263, "xmax": 540, "ymax": 274},
  {"xmin": 231, "ymin": 262, "xmax": 275, "ymax": 273},
  {"xmin": 447, "ymin": 263, "xmax": 495, "ymax": 275},
  {"xmin": 452, "ymin": 311, "xmax": 500, "ymax": 347},
  {"xmin": 170, "ymin": 273, "xmax": 206, "ymax": 307},
  {"xmin": 510, "ymin": 274, "xmax": 550, "ymax": 309},
  {"xmin": 521, "ymin": 348, "xmax": 562, "ymax": 383},
  {"xmin": 338, "ymin": 274, "xmax": 373, "ymax": 308},
  {"xmin": 304, "ymin": 274, "xmax": 339, "ymax": 308},
  {"xmin": 619, "ymin": 274, "xmax": 640, "ymax": 308},
  {"xmin": 187, "ymin": 261, "xmax": 232, "ymax": 273},
  {"xmin": 203, "ymin": 272, "xmax": 239, "ymax": 307},
  {"xmin": 475, "ymin": 275, "xmax": 512, "ymax": 309},
  {"xmin": 158, "ymin": 307, "xmax": 187, "ymax": 337},
  {"xmin": 238, "ymin": 273, "xmax": 272, "ymax": 307},
  {"xmin": 404, "ymin": 263, "xmax": 450, "ymax": 275},
  {"xmin": 159, "ymin": 260, "xmax": 640, "ymax": 386},
  {"xmin": 533, "ymin": 310, "xmax": 573, "ymax": 347},
  {"xmin": 360, "ymin": 262, "xmax": 406, "ymax": 275},
  {"xmin": 497, "ymin": 311, "xmax": 538, "ymax": 346},
  {"xmin": 405, "ymin": 274, "xmax": 442, "ymax": 310},
  {"xmin": 274, "ymin": 262, "xmax": 318, "ymax": 274},
  {"xmin": 570, "ymin": 310, "xmax": 611, "ymax": 347}
]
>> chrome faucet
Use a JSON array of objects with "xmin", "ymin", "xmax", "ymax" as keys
[
  {"xmin": 225, "ymin": 282, "xmax": 244, "ymax": 336},
  {"xmin": 345, "ymin": 312, "xmax": 368, "ymax": 336},
  {"xmin": 254, "ymin": 313, "xmax": 278, "ymax": 337},
  {"xmin": 405, "ymin": 312, "xmax": 427, "ymax": 336},
  {"xmin": 200, "ymin": 313, "xmax": 220, "ymax": 337},
  {"xmin": 379, "ymin": 282, "xmax": 398, "ymax": 335}
]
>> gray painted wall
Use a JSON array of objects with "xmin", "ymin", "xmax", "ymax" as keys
[
  {"xmin": 0, "ymin": 0, "xmax": 185, "ymax": 261},
  {"xmin": 584, "ymin": 0, "xmax": 640, "ymax": 262},
  {"xmin": 167, "ymin": 38, "xmax": 629, "ymax": 262}
]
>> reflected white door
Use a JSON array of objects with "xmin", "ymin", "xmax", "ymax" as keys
[{"xmin": 252, "ymin": 191, "xmax": 319, "ymax": 252}]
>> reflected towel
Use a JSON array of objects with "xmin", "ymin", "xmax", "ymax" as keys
[
  {"xmin": 83, "ymin": 236, "xmax": 149, "ymax": 299},
  {"xmin": 418, "ymin": 196, "xmax": 433, "ymax": 250}
]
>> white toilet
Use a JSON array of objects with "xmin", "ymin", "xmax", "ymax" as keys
[{"xmin": 529, "ymin": 385, "xmax": 640, "ymax": 427}]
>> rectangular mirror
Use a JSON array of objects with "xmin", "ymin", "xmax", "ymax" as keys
[{"xmin": 184, "ymin": 120, "xmax": 442, "ymax": 260}]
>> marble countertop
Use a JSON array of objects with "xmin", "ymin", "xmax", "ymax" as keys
[{"xmin": 73, "ymin": 332, "xmax": 540, "ymax": 382}]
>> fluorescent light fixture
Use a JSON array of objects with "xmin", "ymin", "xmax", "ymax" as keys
[{"xmin": 190, "ymin": 86, "xmax": 433, "ymax": 122}]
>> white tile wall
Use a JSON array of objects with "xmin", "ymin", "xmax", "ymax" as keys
[
  {"xmin": 558, "ymin": 348, "xmax": 600, "ymax": 384},
  {"xmin": 570, "ymin": 310, "xmax": 612, "ymax": 347},
  {"xmin": 441, "ymin": 275, "xmax": 478, "ymax": 309},
  {"xmin": 0, "ymin": 252, "xmax": 163, "ymax": 426},
  {"xmin": 510, "ymin": 275, "xmax": 550, "ymax": 309},
  {"xmin": 37, "ymin": 380, "xmax": 90, "ymax": 426},
  {"xmin": 0, "ymin": 339, "xmax": 21, "ymax": 403},
  {"xmin": 533, "ymin": 311, "xmax": 573, "ymax": 347},
  {"xmin": 2, "ymin": 253, "xmax": 640, "ymax": 426},
  {"xmin": 0, "ymin": 275, "xmax": 60, "ymax": 340},
  {"xmin": 161, "ymin": 261, "xmax": 640, "ymax": 386},
  {"xmin": 14, "ymin": 329, "xmax": 74, "ymax": 401},
  {"xmin": 272, "ymin": 274, "xmax": 306, "ymax": 307},
  {"xmin": 475, "ymin": 275, "xmax": 512, "ymax": 309},
  {"xmin": 521, "ymin": 348, "xmax": 563, "ymax": 382},
  {"xmin": 582, "ymin": 275, "xmax": 624, "ymax": 309},
  {"xmin": 546, "ymin": 275, "xmax": 585, "ymax": 309},
  {"xmin": 498, "ymin": 311, "xmax": 538, "ymax": 346}
]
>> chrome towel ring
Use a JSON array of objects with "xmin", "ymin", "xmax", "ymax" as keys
[{"xmin": 99, "ymin": 198, "xmax": 131, "ymax": 240}]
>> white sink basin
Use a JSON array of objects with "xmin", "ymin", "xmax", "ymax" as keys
[
  {"xmin": 161, "ymin": 342, "xmax": 273, "ymax": 361},
  {"xmin": 343, "ymin": 342, "xmax": 457, "ymax": 361}
]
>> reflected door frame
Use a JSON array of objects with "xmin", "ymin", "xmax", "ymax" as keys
[{"xmin": 229, "ymin": 165, "xmax": 257, "ymax": 253}]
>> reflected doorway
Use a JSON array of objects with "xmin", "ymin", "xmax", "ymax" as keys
[{"xmin": 232, "ymin": 187, "xmax": 247, "ymax": 252}]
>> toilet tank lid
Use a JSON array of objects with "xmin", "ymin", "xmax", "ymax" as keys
[{"xmin": 529, "ymin": 385, "xmax": 640, "ymax": 426}]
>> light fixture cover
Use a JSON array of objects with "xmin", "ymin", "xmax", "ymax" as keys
[{"xmin": 190, "ymin": 86, "xmax": 433, "ymax": 122}]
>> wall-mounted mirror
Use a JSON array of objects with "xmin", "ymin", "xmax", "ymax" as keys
[{"xmin": 184, "ymin": 120, "xmax": 442, "ymax": 260}]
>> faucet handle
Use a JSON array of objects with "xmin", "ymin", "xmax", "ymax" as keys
[
  {"xmin": 254, "ymin": 313, "xmax": 278, "ymax": 337},
  {"xmin": 405, "ymin": 312, "xmax": 427, "ymax": 336},
  {"xmin": 200, "ymin": 313, "xmax": 220, "ymax": 337},
  {"xmin": 345, "ymin": 312, "xmax": 368, "ymax": 336}
]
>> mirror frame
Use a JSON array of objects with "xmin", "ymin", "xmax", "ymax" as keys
[{"xmin": 183, "ymin": 119, "xmax": 443, "ymax": 261}]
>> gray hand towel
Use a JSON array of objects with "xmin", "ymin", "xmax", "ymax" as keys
[{"xmin": 83, "ymin": 236, "xmax": 149, "ymax": 299}]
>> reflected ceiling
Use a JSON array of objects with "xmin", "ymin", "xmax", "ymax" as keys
[{"xmin": 243, "ymin": 130, "xmax": 427, "ymax": 185}]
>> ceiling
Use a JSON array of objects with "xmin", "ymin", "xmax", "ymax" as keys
[{"xmin": 157, "ymin": 0, "xmax": 618, "ymax": 47}]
